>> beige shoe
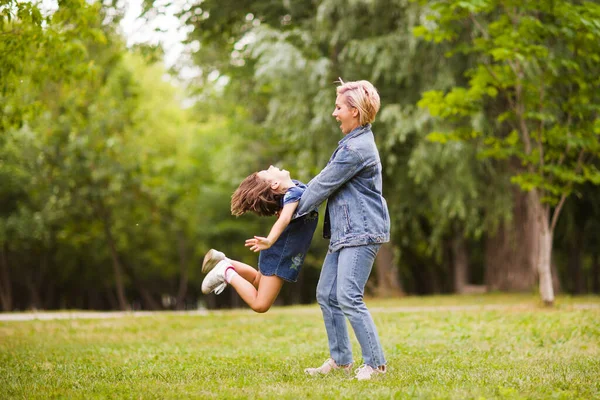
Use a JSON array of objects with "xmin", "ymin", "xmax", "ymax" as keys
[
  {"xmin": 304, "ymin": 358, "xmax": 353, "ymax": 376},
  {"xmin": 201, "ymin": 260, "xmax": 230, "ymax": 295},
  {"xmin": 202, "ymin": 249, "xmax": 226, "ymax": 273},
  {"xmin": 354, "ymin": 364, "xmax": 386, "ymax": 380}
]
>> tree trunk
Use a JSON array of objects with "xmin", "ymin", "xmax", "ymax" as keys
[
  {"xmin": 406, "ymin": 247, "xmax": 439, "ymax": 294},
  {"xmin": 204, "ymin": 292, "xmax": 217, "ymax": 309},
  {"xmin": 30, "ymin": 252, "xmax": 49, "ymax": 310},
  {"xmin": 105, "ymin": 287, "xmax": 119, "ymax": 309},
  {"xmin": 87, "ymin": 289, "xmax": 102, "ymax": 310},
  {"xmin": 551, "ymin": 260, "xmax": 561, "ymax": 294},
  {"xmin": 592, "ymin": 252, "xmax": 599, "ymax": 294},
  {"xmin": 568, "ymin": 230, "xmax": 584, "ymax": 294},
  {"xmin": 428, "ymin": 262, "xmax": 443, "ymax": 294},
  {"xmin": 102, "ymin": 214, "xmax": 128, "ymax": 311},
  {"xmin": 530, "ymin": 190, "xmax": 554, "ymax": 306},
  {"xmin": 120, "ymin": 259, "xmax": 161, "ymax": 311},
  {"xmin": 452, "ymin": 235, "xmax": 469, "ymax": 293},
  {"xmin": 25, "ymin": 253, "xmax": 45, "ymax": 310},
  {"xmin": 44, "ymin": 283, "xmax": 56, "ymax": 309},
  {"xmin": 138, "ymin": 286, "xmax": 161, "ymax": 310},
  {"xmin": 485, "ymin": 188, "xmax": 537, "ymax": 291},
  {"xmin": 27, "ymin": 280, "xmax": 41, "ymax": 310},
  {"xmin": 538, "ymin": 228, "xmax": 554, "ymax": 305},
  {"xmin": 0, "ymin": 245, "xmax": 12, "ymax": 311},
  {"xmin": 230, "ymin": 287, "xmax": 243, "ymax": 309},
  {"xmin": 175, "ymin": 230, "xmax": 188, "ymax": 310},
  {"xmin": 374, "ymin": 243, "xmax": 403, "ymax": 297}
]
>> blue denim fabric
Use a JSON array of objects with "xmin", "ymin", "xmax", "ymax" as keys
[
  {"xmin": 316, "ymin": 244, "xmax": 386, "ymax": 368},
  {"xmin": 258, "ymin": 210, "xmax": 318, "ymax": 282},
  {"xmin": 282, "ymin": 180, "xmax": 306, "ymax": 206},
  {"xmin": 294, "ymin": 124, "xmax": 390, "ymax": 252}
]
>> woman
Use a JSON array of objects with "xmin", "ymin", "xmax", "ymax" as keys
[{"xmin": 296, "ymin": 79, "xmax": 390, "ymax": 381}]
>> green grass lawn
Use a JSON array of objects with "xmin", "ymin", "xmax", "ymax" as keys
[{"xmin": 1, "ymin": 294, "xmax": 599, "ymax": 399}]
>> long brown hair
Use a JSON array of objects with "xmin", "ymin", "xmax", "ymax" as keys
[{"xmin": 231, "ymin": 172, "xmax": 283, "ymax": 217}]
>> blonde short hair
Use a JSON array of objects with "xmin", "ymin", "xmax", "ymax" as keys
[{"xmin": 336, "ymin": 79, "xmax": 381, "ymax": 126}]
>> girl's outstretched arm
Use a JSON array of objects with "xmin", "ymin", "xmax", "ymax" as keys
[{"xmin": 245, "ymin": 201, "xmax": 299, "ymax": 252}]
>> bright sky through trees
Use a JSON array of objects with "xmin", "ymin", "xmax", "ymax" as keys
[
  {"xmin": 119, "ymin": 0, "xmax": 188, "ymax": 67},
  {"xmin": 39, "ymin": 0, "xmax": 188, "ymax": 68}
]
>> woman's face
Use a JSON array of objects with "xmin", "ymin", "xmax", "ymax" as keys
[{"xmin": 332, "ymin": 94, "xmax": 359, "ymax": 135}]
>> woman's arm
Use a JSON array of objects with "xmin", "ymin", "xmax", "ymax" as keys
[
  {"xmin": 294, "ymin": 146, "xmax": 363, "ymax": 218},
  {"xmin": 245, "ymin": 201, "xmax": 299, "ymax": 252}
]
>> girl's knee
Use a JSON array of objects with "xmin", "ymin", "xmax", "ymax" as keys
[{"xmin": 252, "ymin": 302, "xmax": 272, "ymax": 313}]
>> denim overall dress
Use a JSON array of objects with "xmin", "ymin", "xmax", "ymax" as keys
[{"xmin": 258, "ymin": 180, "xmax": 318, "ymax": 282}]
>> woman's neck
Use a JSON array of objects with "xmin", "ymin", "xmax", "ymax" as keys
[{"xmin": 344, "ymin": 121, "xmax": 360, "ymax": 135}]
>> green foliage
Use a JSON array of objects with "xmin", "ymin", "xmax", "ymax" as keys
[
  {"xmin": 173, "ymin": 0, "xmax": 514, "ymax": 288},
  {"xmin": 417, "ymin": 0, "xmax": 600, "ymax": 207},
  {"xmin": 4, "ymin": 0, "xmax": 600, "ymax": 308},
  {"xmin": 0, "ymin": 0, "xmax": 233, "ymax": 309}
]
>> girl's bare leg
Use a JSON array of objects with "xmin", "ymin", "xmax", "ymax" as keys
[
  {"xmin": 229, "ymin": 274, "xmax": 284, "ymax": 313},
  {"xmin": 228, "ymin": 259, "xmax": 261, "ymax": 288}
]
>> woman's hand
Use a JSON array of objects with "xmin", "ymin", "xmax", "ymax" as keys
[{"xmin": 245, "ymin": 236, "xmax": 272, "ymax": 252}]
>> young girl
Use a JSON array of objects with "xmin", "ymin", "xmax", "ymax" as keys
[{"xmin": 201, "ymin": 165, "xmax": 318, "ymax": 313}]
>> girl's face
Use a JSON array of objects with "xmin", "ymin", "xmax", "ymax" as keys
[
  {"xmin": 332, "ymin": 94, "xmax": 359, "ymax": 134},
  {"xmin": 257, "ymin": 165, "xmax": 290, "ymax": 188}
]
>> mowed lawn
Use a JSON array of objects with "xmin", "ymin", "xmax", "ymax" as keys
[{"xmin": 1, "ymin": 294, "xmax": 599, "ymax": 399}]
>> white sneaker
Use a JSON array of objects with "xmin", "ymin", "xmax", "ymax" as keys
[
  {"xmin": 354, "ymin": 364, "xmax": 386, "ymax": 381},
  {"xmin": 202, "ymin": 249, "xmax": 227, "ymax": 273},
  {"xmin": 304, "ymin": 358, "xmax": 353, "ymax": 376},
  {"xmin": 201, "ymin": 260, "xmax": 231, "ymax": 295}
]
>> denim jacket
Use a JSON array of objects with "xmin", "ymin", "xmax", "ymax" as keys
[{"xmin": 295, "ymin": 124, "xmax": 390, "ymax": 252}]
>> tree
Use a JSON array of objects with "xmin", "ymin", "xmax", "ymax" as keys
[
  {"xmin": 416, "ymin": 0, "xmax": 600, "ymax": 304},
  {"xmin": 0, "ymin": 0, "xmax": 113, "ymax": 310},
  {"xmin": 554, "ymin": 180, "xmax": 600, "ymax": 294},
  {"xmin": 168, "ymin": 0, "xmax": 521, "ymax": 296},
  {"xmin": 1, "ymin": 0, "xmax": 216, "ymax": 311}
]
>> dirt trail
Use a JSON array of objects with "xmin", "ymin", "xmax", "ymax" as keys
[
  {"xmin": 0, "ymin": 310, "xmax": 208, "ymax": 321},
  {"xmin": 0, "ymin": 303, "xmax": 597, "ymax": 321}
]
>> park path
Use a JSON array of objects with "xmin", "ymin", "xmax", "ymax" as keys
[
  {"xmin": 0, "ymin": 309, "xmax": 209, "ymax": 321},
  {"xmin": 0, "ymin": 303, "xmax": 597, "ymax": 321}
]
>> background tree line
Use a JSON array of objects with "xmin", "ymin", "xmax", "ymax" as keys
[{"xmin": 1, "ymin": 0, "xmax": 599, "ymax": 311}]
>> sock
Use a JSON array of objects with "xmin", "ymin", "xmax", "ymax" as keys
[{"xmin": 224, "ymin": 266, "xmax": 238, "ymax": 283}]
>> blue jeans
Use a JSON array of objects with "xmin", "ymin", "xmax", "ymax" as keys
[{"xmin": 316, "ymin": 244, "xmax": 386, "ymax": 368}]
